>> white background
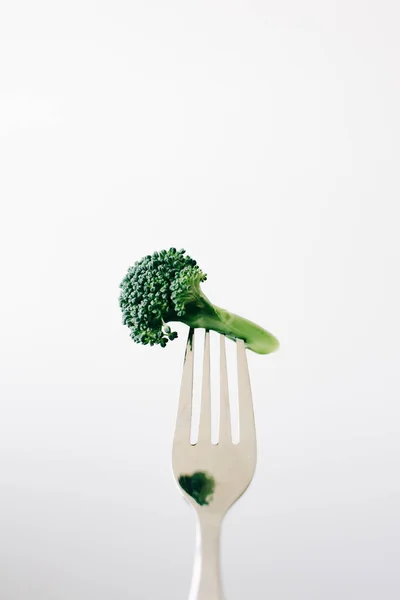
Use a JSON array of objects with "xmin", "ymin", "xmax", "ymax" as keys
[{"xmin": 1, "ymin": 1, "xmax": 399, "ymax": 598}]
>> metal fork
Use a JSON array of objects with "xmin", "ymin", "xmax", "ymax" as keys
[{"xmin": 172, "ymin": 328, "xmax": 257, "ymax": 600}]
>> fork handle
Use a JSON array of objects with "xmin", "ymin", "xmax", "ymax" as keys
[{"xmin": 189, "ymin": 513, "xmax": 224, "ymax": 600}]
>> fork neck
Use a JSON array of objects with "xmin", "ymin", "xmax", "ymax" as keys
[{"xmin": 189, "ymin": 511, "xmax": 224, "ymax": 600}]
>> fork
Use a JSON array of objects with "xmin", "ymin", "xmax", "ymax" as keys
[{"xmin": 172, "ymin": 328, "xmax": 257, "ymax": 600}]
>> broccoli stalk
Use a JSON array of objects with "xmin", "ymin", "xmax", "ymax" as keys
[
  {"xmin": 180, "ymin": 304, "xmax": 278, "ymax": 355},
  {"xmin": 119, "ymin": 248, "xmax": 279, "ymax": 355},
  {"xmin": 171, "ymin": 274, "xmax": 278, "ymax": 354}
]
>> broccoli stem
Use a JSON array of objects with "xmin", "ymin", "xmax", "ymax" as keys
[{"xmin": 178, "ymin": 303, "xmax": 279, "ymax": 355}]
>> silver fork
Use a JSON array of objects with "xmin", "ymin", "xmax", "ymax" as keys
[{"xmin": 172, "ymin": 328, "xmax": 257, "ymax": 600}]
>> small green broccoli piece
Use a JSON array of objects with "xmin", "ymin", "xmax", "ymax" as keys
[
  {"xmin": 119, "ymin": 247, "xmax": 279, "ymax": 354},
  {"xmin": 178, "ymin": 471, "xmax": 215, "ymax": 506}
]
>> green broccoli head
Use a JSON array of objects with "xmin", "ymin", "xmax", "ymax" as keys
[
  {"xmin": 119, "ymin": 247, "xmax": 280, "ymax": 354},
  {"xmin": 178, "ymin": 471, "xmax": 215, "ymax": 506},
  {"xmin": 119, "ymin": 248, "xmax": 208, "ymax": 348}
]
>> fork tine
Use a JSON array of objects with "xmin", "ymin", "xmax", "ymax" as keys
[
  {"xmin": 219, "ymin": 335, "xmax": 232, "ymax": 443},
  {"xmin": 198, "ymin": 329, "xmax": 211, "ymax": 443},
  {"xmin": 173, "ymin": 328, "xmax": 195, "ymax": 444},
  {"xmin": 236, "ymin": 339, "xmax": 256, "ymax": 445}
]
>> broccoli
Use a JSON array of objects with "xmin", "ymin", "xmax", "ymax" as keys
[
  {"xmin": 178, "ymin": 471, "xmax": 215, "ymax": 506},
  {"xmin": 119, "ymin": 247, "xmax": 279, "ymax": 355}
]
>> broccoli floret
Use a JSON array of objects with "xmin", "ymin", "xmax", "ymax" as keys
[
  {"xmin": 178, "ymin": 471, "xmax": 215, "ymax": 506},
  {"xmin": 119, "ymin": 247, "xmax": 279, "ymax": 354}
]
